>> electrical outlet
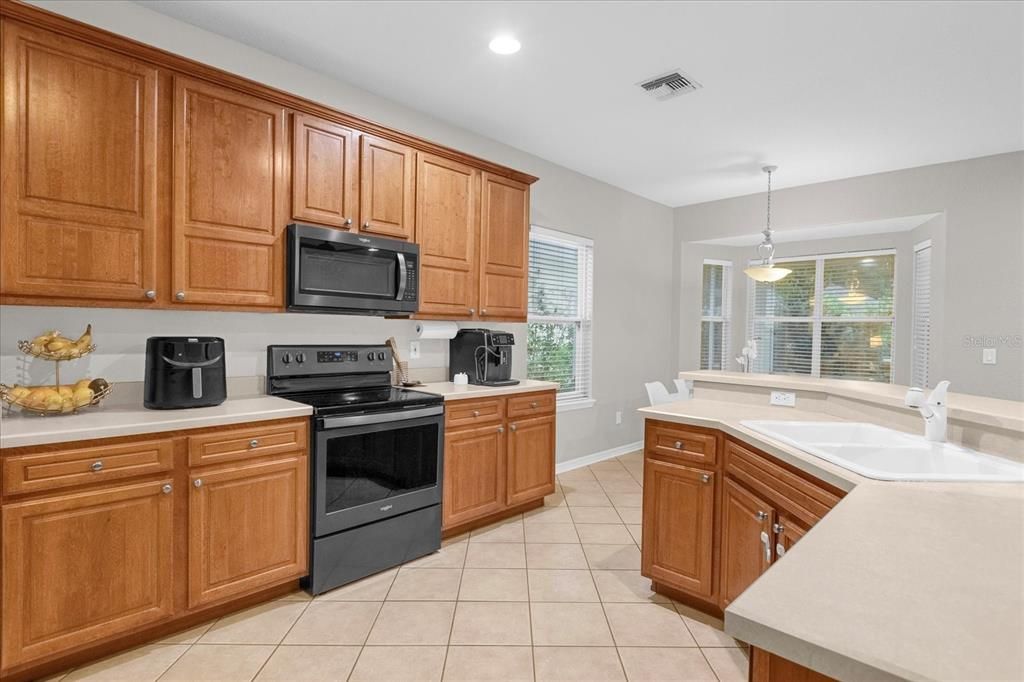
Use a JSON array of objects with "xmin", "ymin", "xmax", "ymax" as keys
[
  {"xmin": 982, "ymin": 348, "xmax": 997, "ymax": 365},
  {"xmin": 409, "ymin": 341, "xmax": 421, "ymax": 360},
  {"xmin": 770, "ymin": 391, "xmax": 796, "ymax": 407},
  {"xmin": 615, "ymin": 411, "xmax": 622, "ymax": 425}
]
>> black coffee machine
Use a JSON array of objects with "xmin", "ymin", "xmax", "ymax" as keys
[
  {"xmin": 144, "ymin": 337, "xmax": 227, "ymax": 409},
  {"xmin": 449, "ymin": 329, "xmax": 519, "ymax": 386}
]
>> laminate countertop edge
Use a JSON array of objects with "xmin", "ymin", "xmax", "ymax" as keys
[{"xmin": 416, "ymin": 379, "xmax": 560, "ymax": 400}]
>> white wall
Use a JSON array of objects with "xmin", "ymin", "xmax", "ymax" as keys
[
  {"xmin": 3, "ymin": 1, "xmax": 678, "ymax": 462},
  {"xmin": 675, "ymin": 152, "xmax": 1024, "ymax": 400}
]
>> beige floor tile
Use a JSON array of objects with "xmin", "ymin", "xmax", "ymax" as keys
[
  {"xmin": 349, "ymin": 645, "xmax": 446, "ymax": 682},
  {"xmin": 156, "ymin": 621, "xmax": 214, "ymax": 644},
  {"xmin": 366, "ymin": 601, "xmax": 455, "ymax": 644},
  {"xmin": 387, "ymin": 567, "xmax": 462, "ymax": 600},
  {"xmin": 616, "ymin": 507, "xmax": 643, "ymax": 524},
  {"xmin": 616, "ymin": 451, "xmax": 643, "ymax": 463},
  {"xmin": 544, "ymin": 492, "xmax": 567, "ymax": 507},
  {"xmin": 283, "ymin": 601, "xmax": 381, "ymax": 645},
  {"xmin": 63, "ymin": 644, "xmax": 187, "ymax": 681},
  {"xmin": 199, "ymin": 600, "xmax": 307, "ymax": 644},
  {"xmin": 593, "ymin": 469, "xmax": 634, "ymax": 482},
  {"xmin": 276, "ymin": 589, "xmax": 313, "ymax": 602},
  {"xmin": 254, "ymin": 645, "xmax": 360, "ymax": 681},
  {"xmin": 598, "ymin": 479, "xmax": 643, "ymax": 494},
  {"xmin": 590, "ymin": 460, "xmax": 628, "ymax": 472},
  {"xmin": 583, "ymin": 544, "xmax": 642, "ymax": 570},
  {"xmin": 575, "ymin": 523, "xmax": 634, "ymax": 544},
  {"xmin": 470, "ymin": 517, "xmax": 525, "ymax": 543},
  {"xmin": 449, "ymin": 601, "xmax": 532, "ymax": 645},
  {"xmin": 443, "ymin": 532, "xmax": 470, "ymax": 545},
  {"xmin": 557, "ymin": 468, "xmax": 597, "ymax": 481},
  {"xmin": 701, "ymin": 647, "xmax": 749, "ymax": 681},
  {"xmin": 592, "ymin": 570, "xmax": 670, "ymax": 603},
  {"xmin": 405, "ymin": 542, "xmax": 468, "ymax": 568},
  {"xmin": 617, "ymin": 647, "xmax": 717, "ymax": 681},
  {"xmin": 526, "ymin": 543, "xmax": 589, "ymax": 569},
  {"xmin": 564, "ymin": 490, "xmax": 613, "ymax": 507},
  {"xmin": 531, "ymin": 602, "xmax": 613, "ymax": 645},
  {"xmin": 674, "ymin": 604, "xmax": 742, "ymax": 647},
  {"xmin": 528, "ymin": 569, "xmax": 599, "ymax": 602},
  {"xmin": 604, "ymin": 603, "xmax": 696, "ymax": 646},
  {"xmin": 627, "ymin": 524, "xmax": 643, "ymax": 544},
  {"xmin": 443, "ymin": 646, "xmax": 534, "ymax": 682},
  {"xmin": 569, "ymin": 506, "xmax": 623, "ymax": 524},
  {"xmin": 533, "ymin": 647, "xmax": 625, "ymax": 681},
  {"xmin": 525, "ymin": 522, "xmax": 580, "ymax": 543},
  {"xmin": 524, "ymin": 505, "xmax": 573, "ymax": 524},
  {"xmin": 159, "ymin": 644, "xmax": 274, "ymax": 682},
  {"xmin": 315, "ymin": 568, "xmax": 398, "ymax": 601},
  {"xmin": 608, "ymin": 492, "xmax": 643, "ymax": 508},
  {"xmin": 465, "ymin": 542, "xmax": 527, "ymax": 568},
  {"xmin": 559, "ymin": 479, "xmax": 605, "ymax": 493},
  {"xmin": 458, "ymin": 568, "xmax": 529, "ymax": 601}
]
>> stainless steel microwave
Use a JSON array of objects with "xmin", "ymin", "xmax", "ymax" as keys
[{"xmin": 287, "ymin": 224, "xmax": 419, "ymax": 316}]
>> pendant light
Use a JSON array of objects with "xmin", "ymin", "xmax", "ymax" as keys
[{"xmin": 744, "ymin": 165, "xmax": 791, "ymax": 283}]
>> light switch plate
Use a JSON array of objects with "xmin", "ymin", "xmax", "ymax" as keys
[
  {"xmin": 770, "ymin": 391, "xmax": 797, "ymax": 407},
  {"xmin": 409, "ymin": 341, "xmax": 421, "ymax": 360},
  {"xmin": 982, "ymin": 348, "xmax": 997, "ymax": 365}
]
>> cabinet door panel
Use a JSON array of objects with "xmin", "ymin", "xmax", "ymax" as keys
[
  {"xmin": 641, "ymin": 458, "xmax": 715, "ymax": 598},
  {"xmin": 443, "ymin": 423, "xmax": 506, "ymax": 529},
  {"xmin": 292, "ymin": 113, "xmax": 358, "ymax": 228},
  {"xmin": 416, "ymin": 153, "xmax": 479, "ymax": 317},
  {"xmin": 478, "ymin": 173, "xmax": 529, "ymax": 320},
  {"xmin": 1, "ymin": 480, "xmax": 174, "ymax": 669},
  {"xmin": 720, "ymin": 478, "xmax": 774, "ymax": 606},
  {"xmin": 359, "ymin": 135, "xmax": 415, "ymax": 240},
  {"xmin": 188, "ymin": 455, "xmax": 308, "ymax": 608},
  {"xmin": 1, "ymin": 22, "xmax": 158, "ymax": 302},
  {"xmin": 507, "ymin": 414, "xmax": 556, "ymax": 506},
  {"xmin": 774, "ymin": 512, "xmax": 808, "ymax": 560},
  {"xmin": 172, "ymin": 76, "xmax": 286, "ymax": 307}
]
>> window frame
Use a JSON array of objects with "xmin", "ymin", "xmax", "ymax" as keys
[
  {"xmin": 528, "ymin": 225, "xmax": 595, "ymax": 411},
  {"xmin": 746, "ymin": 248, "xmax": 897, "ymax": 382},
  {"xmin": 700, "ymin": 259, "xmax": 733, "ymax": 370}
]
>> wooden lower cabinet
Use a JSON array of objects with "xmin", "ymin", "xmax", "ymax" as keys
[
  {"xmin": 774, "ymin": 512, "xmax": 808, "ymax": 559},
  {"xmin": 1, "ymin": 479, "xmax": 175, "ymax": 670},
  {"xmin": 442, "ymin": 422, "xmax": 506, "ymax": 529},
  {"xmin": 506, "ymin": 415, "xmax": 556, "ymax": 505},
  {"xmin": 750, "ymin": 647, "xmax": 837, "ymax": 682},
  {"xmin": 720, "ymin": 478, "xmax": 774, "ymax": 606}
]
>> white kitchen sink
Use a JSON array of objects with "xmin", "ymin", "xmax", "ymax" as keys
[{"xmin": 740, "ymin": 420, "xmax": 1024, "ymax": 482}]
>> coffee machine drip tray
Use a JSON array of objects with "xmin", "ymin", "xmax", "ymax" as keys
[{"xmin": 475, "ymin": 378, "xmax": 520, "ymax": 387}]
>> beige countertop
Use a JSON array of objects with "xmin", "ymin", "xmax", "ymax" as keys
[
  {"xmin": 639, "ymin": 399, "xmax": 1024, "ymax": 681},
  {"xmin": 0, "ymin": 396, "xmax": 313, "ymax": 449},
  {"xmin": 416, "ymin": 379, "xmax": 559, "ymax": 401}
]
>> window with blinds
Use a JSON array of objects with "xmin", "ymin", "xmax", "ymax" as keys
[
  {"xmin": 700, "ymin": 260, "xmax": 732, "ymax": 370},
  {"xmin": 527, "ymin": 226, "xmax": 594, "ymax": 404},
  {"xmin": 911, "ymin": 241, "xmax": 932, "ymax": 388},
  {"xmin": 748, "ymin": 251, "xmax": 896, "ymax": 382}
]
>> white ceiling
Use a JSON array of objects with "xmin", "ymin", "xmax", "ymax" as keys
[
  {"xmin": 136, "ymin": 1, "xmax": 1024, "ymax": 207},
  {"xmin": 694, "ymin": 213, "xmax": 941, "ymax": 246}
]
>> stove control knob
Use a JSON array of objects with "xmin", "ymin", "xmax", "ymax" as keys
[
  {"xmin": 367, "ymin": 351, "xmax": 375, "ymax": 361},
  {"xmin": 282, "ymin": 353, "xmax": 292, "ymax": 364},
  {"xmin": 377, "ymin": 351, "xmax": 386, "ymax": 361},
  {"xmin": 296, "ymin": 352, "xmax": 306, "ymax": 363}
]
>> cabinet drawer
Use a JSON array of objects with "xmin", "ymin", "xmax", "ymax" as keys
[
  {"xmin": 645, "ymin": 420, "xmax": 718, "ymax": 467},
  {"xmin": 445, "ymin": 398, "xmax": 504, "ymax": 429},
  {"xmin": 188, "ymin": 419, "xmax": 308, "ymax": 467},
  {"xmin": 506, "ymin": 391, "xmax": 556, "ymax": 418},
  {"xmin": 2, "ymin": 439, "xmax": 174, "ymax": 495}
]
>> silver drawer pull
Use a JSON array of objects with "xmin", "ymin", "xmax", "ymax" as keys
[
  {"xmin": 193, "ymin": 478, "xmax": 203, "ymax": 488},
  {"xmin": 510, "ymin": 424, "xmax": 517, "ymax": 432},
  {"xmin": 249, "ymin": 439, "xmax": 260, "ymax": 448},
  {"xmin": 145, "ymin": 290, "xmax": 156, "ymax": 300},
  {"xmin": 755, "ymin": 510, "xmax": 768, "ymax": 521},
  {"xmin": 772, "ymin": 522, "xmax": 785, "ymax": 534},
  {"xmin": 497, "ymin": 425, "xmax": 504, "ymax": 433},
  {"xmin": 674, "ymin": 441, "xmax": 682, "ymax": 449},
  {"xmin": 90, "ymin": 461, "xmax": 104, "ymax": 472},
  {"xmin": 473, "ymin": 410, "xmax": 480, "ymax": 417},
  {"xmin": 530, "ymin": 401, "xmax": 538, "ymax": 408},
  {"xmin": 162, "ymin": 484, "xmax": 173, "ymax": 494},
  {"xmin": 700, "ymin": 473, "xmax": 711, "ymax": 483}
]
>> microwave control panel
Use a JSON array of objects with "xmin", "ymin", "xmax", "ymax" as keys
[{"xmin": 401, "ymin": 257, "xmax": 418, "ymax": 302}]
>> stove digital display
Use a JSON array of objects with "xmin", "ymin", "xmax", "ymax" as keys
[{"xmin": 317, "ymin": 350, "xmax": 359, "ymax": 363}]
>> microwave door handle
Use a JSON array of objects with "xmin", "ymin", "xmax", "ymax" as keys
[{"xmin": 396, "ymin": 252, "xmax": 407, "ymax": 301}]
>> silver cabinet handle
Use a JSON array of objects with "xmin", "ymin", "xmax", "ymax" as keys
[
  {"xmin": 162, "ymin": 484, "xmax": 173, "ymax": 494},
  {"xmin": 193, "ymin": 478, "xmax": 203, "ymax": 488},
  {"xmin": 510, "ymin": 424, "xmax": 517, "ymax": 432},
  {"xmin": 755, "ymin": 510, "xmax": 768, "ymax": 521},
  {"xmin": 674, "ymin": 441, "xmax": 683, "ymax": 449},
  {"xmin": 91, "ymin": 461, "xmax": 104, "ymax": 472},
  {"xmin": 473, "ymin": 410, "xmax": 480, "ymax": 417},
  {"xmin": 175, "ymin": 291, "xmax": 186, "ymax": 301},
  {"xmin": 497, "ymin": 426, "xmax": 504, "ymax": 433},
  {"xmin": 249, "ymin": 439, "xmax": 260, "ymax": 448},
  {"xmin": 145, "ymin": 290, "xmax": 156, "ymax": 300},
  {"xmin": 363, "ymin": 222, "xmax": 370, "ymax": 229},
  {"xmin": 772, "ymin": 522, "xmax": 784, "ymax": 534},
  {"xmin": 760, "ymin": 530, "xmax": 772, "ymax": 563},
  {"xmin": 530, "ymin": 401, "xmax": 538, "ymax": 408},
  {"xmin": 481, "ymin": 309, "xmax": 487, "ymax": 315},
  {"xmin": 468, "ymin": 308, "xmax": 476, "ymax": 315},
  {"xmin": 700, "ymin": 473, "xmax": 711, "ymax": 483},
  {"xmin": 343, "ymin": 218, "xmax": 352, "ymax": 227}
]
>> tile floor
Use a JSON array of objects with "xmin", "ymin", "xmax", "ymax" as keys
[{"xmin": 46, "ymin": 451, "xmax": 749, "ymax": 681}]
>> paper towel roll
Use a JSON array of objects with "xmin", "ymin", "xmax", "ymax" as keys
[{"xmin": 416, "ymin": 321, "xmax": 459, "ymax": 340}]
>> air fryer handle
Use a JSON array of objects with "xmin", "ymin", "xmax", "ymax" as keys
[
  {"xmin": 192, "ymin": 367, "xmax": 203, "ymax": 399},
  {"xmin": 160, "ymin": 353, "xmax": 223, "ymax": 369}
]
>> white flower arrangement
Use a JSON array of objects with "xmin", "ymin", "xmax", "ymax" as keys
[{"xmin": 736, "ymin": 339, "xmax": 758, "ymax": 373}]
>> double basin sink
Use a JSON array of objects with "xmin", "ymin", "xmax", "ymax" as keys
[{"xmin": 740, "ymin": 420, "xmax": 1024, "ymax": 482}]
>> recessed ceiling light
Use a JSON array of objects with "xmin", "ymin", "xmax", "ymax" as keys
[{"xmin": 489, "ymin": 35, "xmax": 521, "ymax": 55}]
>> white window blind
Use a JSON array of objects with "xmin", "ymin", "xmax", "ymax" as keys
[
  {"xmin": 748, "ymin": 251, "xmax": 896, "ymax": 382},
  {"xmin": 911, "ymin": 240, "xmax": 932, "ymax": 388},
  {"xmin": 700, "ymin": 260, "xmax": 732, "ymax": 370},
  {"xmin": 527, "ymin": 226, "xmax": 594, "ymax": 405}
]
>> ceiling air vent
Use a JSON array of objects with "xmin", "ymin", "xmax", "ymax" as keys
[{"xmin": 637, "ymin": 70, "xmax": 702, "ymax": 101}]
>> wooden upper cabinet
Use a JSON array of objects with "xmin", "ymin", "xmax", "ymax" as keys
[
  {"xmin": 641, "ymin": 458, "xmax": 716, "ymax": 599},
  {"xmin": 0, "ymin": 21, "xmax": 159, "ymax": 303},
  {"xmin": 1, "ymin": 479, "xmax": 175, "ymax": 669},
  {"xmin": 291, "ymin": 113, "xmax": 359, "ymax": 229},
  {"xmin": 416, "ymin": 153, "xmax": 480, "ymax": 317},
  {"xmin": 443, "ymin": 422, "xmax": 506, "ymax": 530},
  {"xmin": 720, "ymin": 478, "xmax": 774, "ymax": 606},
  {"xmin": 506, "ymin": 413, "xmax": 556, "ymax": 506},
  {"xmin": 479, "ymin": 172, "xmax": 529, "ymax": 321},
  {"xmin": 359, "ymin": 134, "xmax": 415, "ymax": 240},
  {"xmin": 172, "ymin": 75, "xmax": 287, "ymax": 308}
]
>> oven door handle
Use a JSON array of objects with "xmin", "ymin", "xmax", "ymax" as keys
[
  {"xmin": 395, "ymin": 252, "xmax": 408, "ymax": 301},
  {"xmin": 321, "ymin": 405, "xmax": 443, "ymax": 429}
]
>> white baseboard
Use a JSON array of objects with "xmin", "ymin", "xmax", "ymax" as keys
[{"xmin": 555, "ymin": 440, "xmax": 643, "ymax": 474}]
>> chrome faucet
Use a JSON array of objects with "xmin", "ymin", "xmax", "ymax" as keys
[{"xmin": 904, "ymin": 380, "xmax": 950, "ymax": 442}]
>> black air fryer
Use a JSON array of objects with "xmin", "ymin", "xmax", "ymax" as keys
[{"xmin": 144, "ymin": 337, "xmax": 227, "ymax": 409}]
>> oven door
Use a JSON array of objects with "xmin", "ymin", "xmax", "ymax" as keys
[{"xmin": 314, "ymin": 406, "xmax": 443, "ymax": 536}]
